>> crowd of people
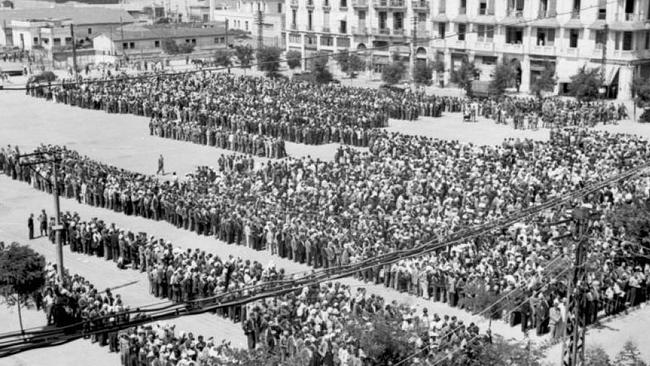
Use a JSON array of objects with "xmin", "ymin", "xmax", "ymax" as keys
[
  {"xmin": 32, "ymin": 214, "xmax": 490, "ymax": 365},
  {"xmin": 3, "ymin": 127, "xmax": 650, "ymax": 341}
]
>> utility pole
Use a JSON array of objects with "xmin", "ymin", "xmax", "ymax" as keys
[
  {"xmin": 225, "ymin": 19, "xmax": 229, "ymax": 48},
  {"xmin": 600, "ymin": 24, "xmax": 608, "ymax": 99},
  {"xmin": 561, "ymin": 207, "xmax": 592, "ymax": 366},
  {"xmin": 411, "ymin": 14, "xmax": 417, "ymax": 80},
  {"xmin": 69, "ymin": 23, "xmax": 78, "ymax": 79},
  {"xmin": 18, "ymin": 151, "xmax": 64, "ymax": 283},
  {"xmin": 256, "ymin": 2, "xmax": 264, "ymax": 49}
]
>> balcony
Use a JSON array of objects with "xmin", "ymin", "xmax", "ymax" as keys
[
  {"xmin": 323, "ymin": 3, "xmax": 331, "ymax": 10},
  {"xmin": 503, "ymin": 42, "xmax": 522, "ymax": 52},
  {"xmin": 290, "ymin": 0, "xmax": 299, "ymax": 7},
  {"xmin": 432, "ymin": 38, "xmax": 446, "ymax": 47},
  {"xmin": 474, "ymin": 41, "xmax": 494, "ymax": 52},
  {"xmin": 352, "ymin": 26, "xmax": 369, "ymax": 35},
  {"xmin": 616, "ymin": 12, "xmax": 645, "ymax": 21},
  {"xmin": 339, "ymin": 4, "xmax": 348, "ymax": 10},
  {"xmin": 458, "ymin": 6, "xmax": 466, "ymax": 14},
  {"xmin": 507, "ymin": 9, "xmax": 523, "ymax": 17},
  {"xmin": 415, "ymin": 28, "xmax": 430, "ymax": 39},
  {"xmin": 372, "ymin": 27, "xmax": 391, "ymax": 35},
  {"xmin": 290, "ymin": 23, "xmax": 298, "ymax": 30},
  {"xmin": 612, "ymin": 49, "xmax": 636, "ymax": 59},
  {"xmin": 306, "ymin": 0, "xmax": 315, "ymax": 8},
  {"xmin": 563, "ymin": 47, "xmax": 579, "ymax": 57},
  {"xmin": 352, "ymin": 0, "xmax": 368, "ymax": 8},
  {"xmin": 452, "ymin": 39, "xmax": 465, "ymax": 48},
  {"xmin": 531, "ymin": 44, "xmax": 556, "ymax": 56},
  {"xmin": 412, "ymin": 0, "xmax": 429, "ymax": 11},
  {"xmin": 322, "ymin": 27, "xmax": 331, "ymax": 32},
  {"xmin": 570, "ymin": 10, "xmax": 580, "ymax": 19},
  {"xmin": 373, "ymin": 0, "xmax": 405, "ymax": 9},
  {"xmin": 393, "ymin": 28, "xmax": 405, "ymax": 36}
]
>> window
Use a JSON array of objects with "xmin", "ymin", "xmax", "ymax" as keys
[
  {"xmin": 277, "ymin": 3, "xmax": 282, "ymax": 12},
  {"xmin": 155, "ymin": 40, "xmax": 160, "ymax": 47},
  {"xmin": 458, "ymin": 23, "xmax": 466, "ymax": 40},
  {"xmin": 324, "ymin": 11, "xmax": 330, "ymax": 29},
  {"xmin": 479, "ymin": 0, "xmax": 486, "ymax": 14},
  {"xmin": 439, "ymin": 0, "xmax": 445, "ymax": 13},
  {"xmin": 438, "ymin": 22, "xmax": 446, "ymax": 38},
  {"xmin": 245, "ymin": 21, "xmax": 249, "ymax": 30},
  {"xmin": 191, "ymin": 39, "xmax": 196, "ymax": 44},
  {"xmin": 598, "ymin": 0, "xmax": 606, "ymax": 19},
  {"xmin": 505, "ymin": 26, "xmax": 523, "ymax": 43},
  {"xmin": 624, "ymin": 0, "xmax": 634, "ymax": 15},
  {"xmin": 623, "ymin": 31, "xmax": 633, "ymax": 50},
  {"xmin": 53, "ymin": 37, "xmax": 61, "ymax": 46},
  {"xmin": 645, "ymin": 31, "xmax": 650, "ymax": 49},
  {"xmin": 65, "ymin": 37, "xmax": 72, "ymax": 43},
  {"xmin": 539, "ymin": 0, "xmax": 547, "ymax": 16},
  {"xmin": 122, "ymin": 42, "xmax": 128, "ymax": 49},
  {"xmin": 569, "ymin": 29, "xmax": 579, "ymax": 47},
  {"xmin": 595, "ymin": 30, "xmax": 606, "ymax": 48},
  {"xmin": 476, "ymin": 24, "xmax": 493, "ymax": 41},
  {"xmin": 536, "ymin": 28, "xmax": 554, "ymax": 45},
  {"xmin": 394, "ymin": 12, "xmax": 403, "ymax": 29},
  {"xmin": 292, "ymin": 9, "xmax": 297, "ymax": 27},
  {"xmin": 572, "ymin": 0, "xmax": 580, "ymax": 17},
  {"xmin": 33, "ymin": 37, "xmax": 38, "ymax": 43},
  {"xmin": 615, "ymin": 32, "xmax": 620, "ymax": 50},
  {"xmin": 339, "ymin": 20, "xmax": 347, "ymax": 33},
  {"xmin": 129, "ymin": 42, "xmax": 135, "ymax": 48},
  {"xmin": 459, "ymin": 0, "xmax": 466, "ymax": 14},
  {"xmin": 340, "ymin": 0, "xmax": 347, "ymax": 7},
  {"xmin": 359, "ymin": 10, "xmax": 366, "ymax": 20},
  {"xmin": 379, "ymin": 12, "xmax": 387, "ymax": 29},
  {"xmin": 308, "ymin": 10, "xmax": 313, "ymax": 30},
  {"xmin": 289, "ymin": 34, "xmax": 301, "ymax": 43},
  {"xmin": 87, "ymin": 28, "xmax": 92, "ymax": 35},
  {"xmin": 320, "ymin": 36, "xmax": 333, "ymax": 46}
]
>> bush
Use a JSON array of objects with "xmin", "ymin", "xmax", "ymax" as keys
[
  {"xmin": 286, "ymin": 50, "xmax": 302, "ymax": 70},
  {"xmin": 256, "ymin": 46, "xmax": 282, "ymax": 76},
  {"xmin": 413, "ymin": 62, "xmax": 433, "ymax": 85},
  {"xmin": 310, "ymin": 52, "xmax": 333, "ymax": 84},
  {"xmin": 382, "ymin": 61, "xmax": 406, "ymax": 85},
  {"xmin": 569, "ymin": 66, "xmax": 602, "ymax": 101}
]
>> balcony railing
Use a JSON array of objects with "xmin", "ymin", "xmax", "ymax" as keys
[
  {"xmin": 290, "ymin": 23, "xmax": 298, "ymax": 30},
  {"xmin": 507, "ymin": 9, "xmax": 523, "ymax": 17},
  {"xmin": 352, "ymin": 26, "xmax": 369, "ymax": 34},
  {"xmin": 393, "ymin": 28, "xmax": 405, "ymax": 36},
  {"xmin": 474, "ymin": 41, "xmax": 494, "ymax": 51},
  {"xmin": 372, "ymin": 27, "xmax": 391, "ymax": 35},
  {"xmin": 412, "ymin": 0, "xmax": 429, "ymax": 11},
  {"xmin": 432, "ymin": 38, "xmax": 446, "ymax": 47},
  {"xmin": 352, "ymin": 0, "xmax": 368, "ymax": 7},
  {"xmin": 373, "ymin": 0, "xmax": 405, "ymax": 8},
  {"xmin": 564, "ymin": 47, "xmax": 579, "ymax": 57},
  {"xmin": 290, "ymin": 0, "xmax": 299, "ymax": 7},
  {"xmin": 458, "ymin": 6, "xmax": 466, "ymax": 14},
  {"xmin": 306, "ymin": 0, "xmax": 315, "ymax": 8},
  {"xmin": 503, "ymin": 42, "xmax": 523, "ymax": 52},
  {"xmin": 571, "ymin": 9, "xmax": 580, "ymax": 19},
  {"xmin": 323, "ymin": 3, "xmax": 331, "ymax": 10},
  {"xmin": 322, "ymin": 27, "xmax": 331, "ymax": 32},
  {"xmin": 531, "ymin": 45, "xmax": 556, "ymax": 55},
  {"xmin": 617, "ymin": 12, "xmax": 645, "ymax": 21},
  {"xmin": 452, "ymin": 39, "xmax": 465, "ymax": 48},
  {"xmin": 415, "ymin": 29, "xmax": 431, "ymax": 39}
]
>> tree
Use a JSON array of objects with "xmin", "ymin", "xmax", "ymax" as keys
[
  {"xmin": 489, "ymin": 61, "xmax": 516, "ymax": 97},
  {"xmin": 531, "ymin": 62, "xmax": 558, "ymax": 98},
  {"xmin": 451, "ymin": 58, "xmax": 480, "ymax": 97},
  {"xmin": 334, "ymin": 50, "xmax": 365, "ymax": 78},
  {"xmin": 178, "ymin": 43, "xmax": 195, "ymax": 54},
  {"xmin": 0, "ymin": 243, "xmax": 46, "ymax": 335},
  {"xmin": 569, "ymin": 65, "xmax": 602, "ymax": 101},
  {"xmin": 614, "ymin": 341, "xmax": 647, "ymax": 366},
  {"xmin": 585, "ymin": 346, "xmax": 614, "ymax": 366},
  {"xmin": 256, "ymin": 46, "xmax": 283, "ymax": 76},
  {"xmin": 382, "ymin": 60, "xmax": 406, "ymax": 85},
  {"xmin": 633, "ymin": 76, "xmax": 650, "ymax": 107},
  {"xmin": 606, "ymin": 202, "xmax": 650, "ymax": 250},
  {"xmin": 234, "ymin": 45, "xmax": 254, "ymax": 68},
  {"xmin": 161, "ymin": 38, "xmax": 179, "ymax": 54},
  {"xmin": 310, "ymin": 51, "xmax": 333, "ymax": 84},
  {"xmin": 346, "ymin": 313, "xmax": 415, "ymax": 365},
  {"xmin": 286, "ymin": 50, "xmax": 302, "ymax": 70},
  {"xmin": 214, "ymin": 48, "xmax": 233, "ymax": 72},
  {"xmin": 413, "ymin": 61, "xmax": 433, "ymax": 85}
]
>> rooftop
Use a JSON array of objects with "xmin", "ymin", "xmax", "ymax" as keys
[
  {"xmin": 0, "ymin": 7, "xmax": 136, "ymax": 26},
  {"xmin": 100, "ymin": 23, "xmax": 231, "ymax": 41}
]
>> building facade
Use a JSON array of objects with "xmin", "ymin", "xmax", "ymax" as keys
[
  {"xmin": 285, "ymin": 0, "xmax": 650, "ymax": 99},
  {"xmin": 211, "ymin": 0, "xmax": 286, "ymax": 47}
]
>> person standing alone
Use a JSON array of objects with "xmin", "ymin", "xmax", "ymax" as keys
[
  {"xmin": 157, "ymin": 154, "xmax": 164, "ymax": 175},
  {"xmin": 28, "ymin": 213, "xmax": 34, "ymax": 239}
]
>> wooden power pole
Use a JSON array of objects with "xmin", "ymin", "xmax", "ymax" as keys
[{"xmin": 69, "ymin": 23, "xmax": 78, "ymax": 79}]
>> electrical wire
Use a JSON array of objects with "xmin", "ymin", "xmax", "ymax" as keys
[{"xmin": 0, "ymin": 0, "xmax": 616, "ymax": 92}]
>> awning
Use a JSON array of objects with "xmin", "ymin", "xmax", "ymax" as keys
[
  {"xmin": 431, "ymin": 14, "xmax": 448, "ymax": 22},
  {"xmin": 587, "ymin": 19, "xmax": 607, "ymax": 30},
  {"xmin": 563, "ymin": 19, "xmax": 584, "ymax": 29},
  {"xmin": 605, "ymin": 64, "xmax": 620, "ymax": 86},
  {"xmin": 454, "ymin": 14, "xmax": 469, "ymax": 23},
  {"xmin": 389, "ymin": 45, "xmax": 411, "ymax": 54},
  {"xmin": 609, "ymin": 21, "xmax": 646, "ymax": 31},
  {"xmin": 473, "ymin": 15, "xmax": 496, "ymax": 24},
  {"xmin": 372, "ymin": 55, "xmax": 389, "ymax": 64},
  {"xmin": 530, "ymin": 17, "xmax": 560, "ymax": 28},
  {"xmin": 499, "ymin": 16, "xmax": 526, "ymax": 27}
]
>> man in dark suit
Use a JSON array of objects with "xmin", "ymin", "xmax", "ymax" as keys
[{"xmin": 28, "ymin": 213, "xmax": 34, "ymax": 239}]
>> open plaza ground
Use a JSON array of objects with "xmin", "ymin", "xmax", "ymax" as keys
[{"xmin": 1, "ymin": 88, "xmax": 650, "ymax": 365}]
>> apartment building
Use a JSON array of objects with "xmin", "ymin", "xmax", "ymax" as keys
[
  {"xmin": 211, "ymin": 0, "xmax": 286, "ymax": 47},
  {"xmin": 285, "ymin": 0, "xmax": 650, "ymax": 99}
]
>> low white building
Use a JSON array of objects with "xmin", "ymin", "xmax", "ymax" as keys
[{"xmin": 211, "ymin": 0, "xmax": 285, "ymax": 47}]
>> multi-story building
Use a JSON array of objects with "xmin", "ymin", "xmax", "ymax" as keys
[
  {"xmin": 211, "ymin": 0, "xmax": 286, "ymax": 47},
  {"xmin": 285, "ymin": 0, "xmax": 650, "ymax": 99}
]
